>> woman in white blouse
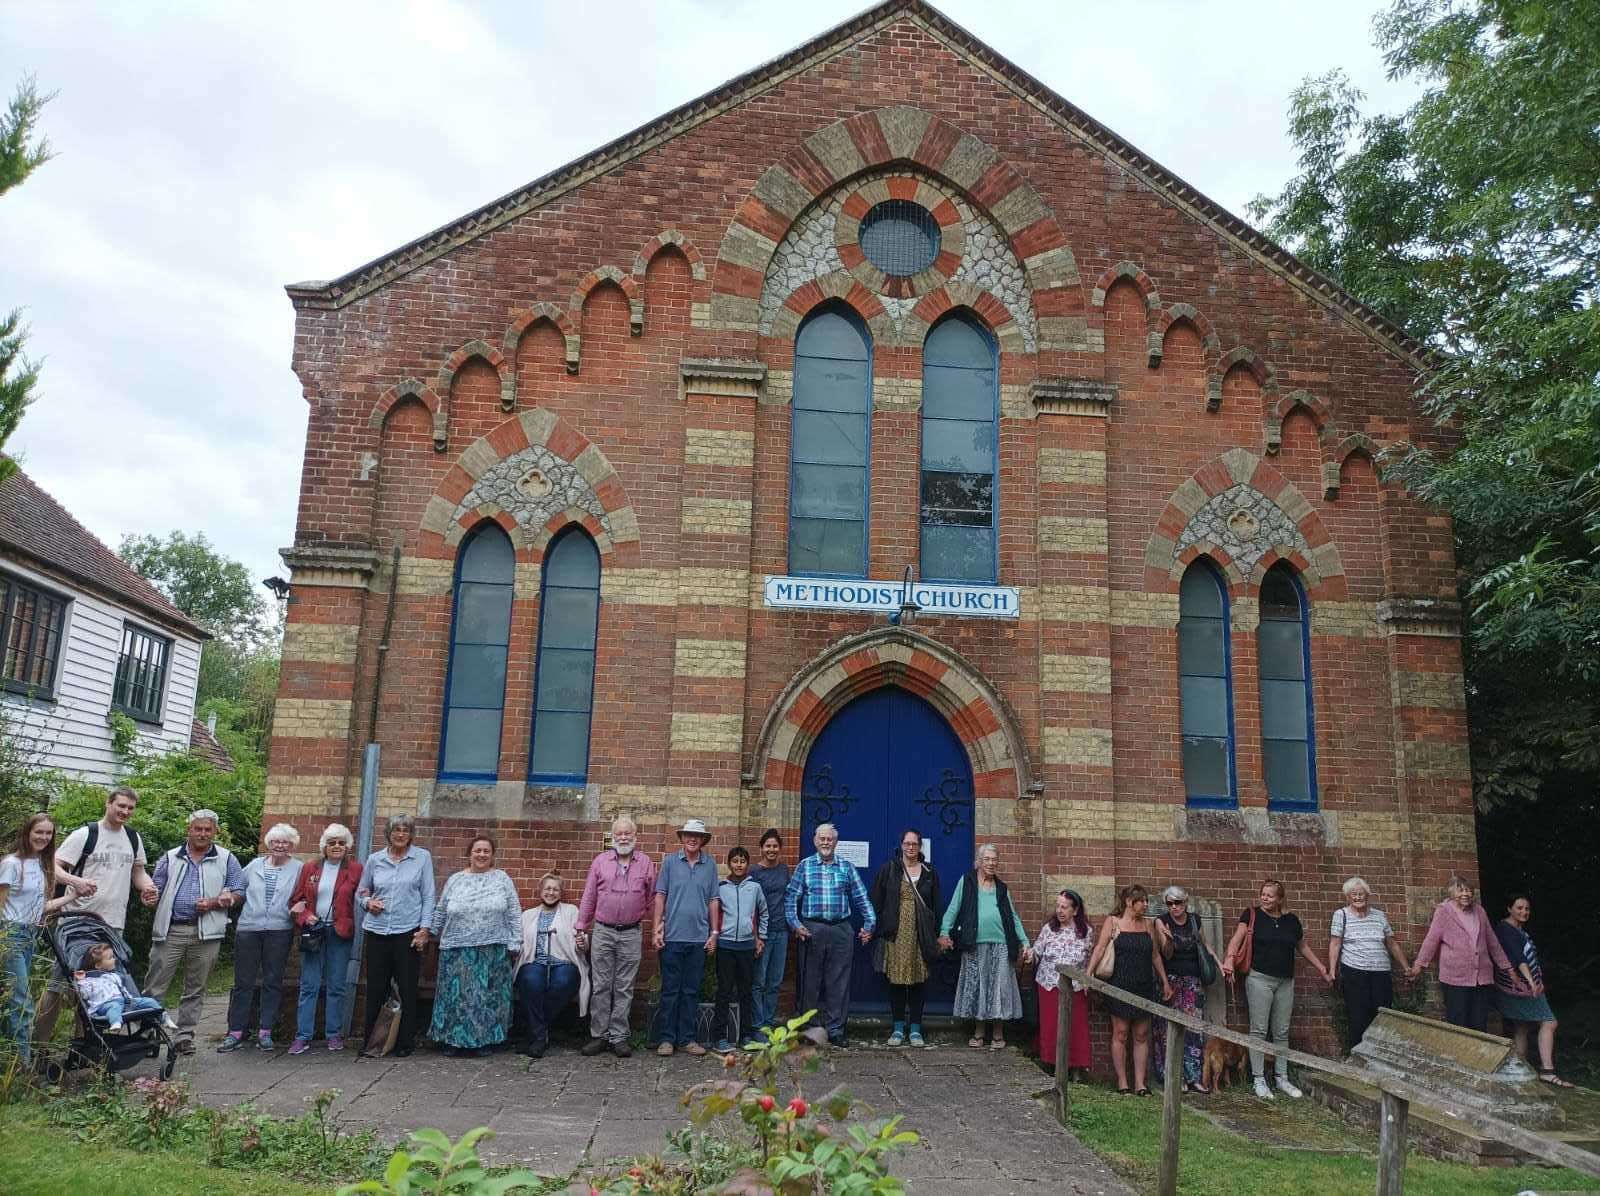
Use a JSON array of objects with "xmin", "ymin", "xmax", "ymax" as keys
[
  {"xmin": 1031, "ymin": 889, "xmax": 1094, "ymax": 1079},
  {"xmin": 424, "ymin": 834, "xmax": 523, "ymax": 1057},
  {"xmin": 1326, "ymin": 876, "xmax": 1411, "ymax": 1052}
]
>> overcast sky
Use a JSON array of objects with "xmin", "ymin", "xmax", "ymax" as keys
[{"xmin": 0, "ymin": 1, "xmax": 1418, "ymax": 589}]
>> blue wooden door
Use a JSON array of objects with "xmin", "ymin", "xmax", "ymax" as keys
[{"xmin": 798, "ymin": 686, "xmax": 974, "ymax": 1013}]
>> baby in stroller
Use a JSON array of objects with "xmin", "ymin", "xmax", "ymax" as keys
[{"xmin": 74, "ymin": 943, "xmax": 171, "ymax": 1032}]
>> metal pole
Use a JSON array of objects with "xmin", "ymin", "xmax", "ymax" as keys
[
  {"xmin": 342, "ymin": 741, "xmax": 381, "ymax": 1037},
  {"xmin": 1158, "ymin": 1017, "xmax": 1184, "ymax": 1196}
]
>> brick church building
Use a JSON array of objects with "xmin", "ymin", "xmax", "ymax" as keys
[{"xmin": 269, "ymin": 1, "xmax": 1475, "ymax": 1042}]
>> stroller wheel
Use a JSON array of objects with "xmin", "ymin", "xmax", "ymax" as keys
[{"xmin": 160, "ymin": 1052, "xmax": 176, "ymax": 1080}]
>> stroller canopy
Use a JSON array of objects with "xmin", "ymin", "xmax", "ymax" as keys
[{"xmin": 52, "ymin": 911, "xmax": 135, "ymax": 973}]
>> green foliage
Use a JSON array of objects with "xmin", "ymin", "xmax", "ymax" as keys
[
  {"xmin": 117, "ymin": 531, "xmax": 271, "ymax": 650},
  {"xmin": 1249, "ymin": 0, "xmax": 1600, "ymax": 823},
  {"xmin": 0, "ymin": 702, "xmax": 66, "ymax": 845},
  {"xmin": 338, "ymin": 1127, "xmax": 547, "ymax": 1196},
  {"xmin": 0, "ymin": 76, "xmax": 54, "ymax": 483}
]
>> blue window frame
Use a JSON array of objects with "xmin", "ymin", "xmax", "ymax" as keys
[
  {"xmin": 438, "ymin": 523, "xmax": 515, "ymax": 782},
  {"xmin": 1178, "ymin": 560, "xmax": 1236, "ymax": 806},
  {"xmin": 529, "ymin": 527, "xmax": 600, "ymax": 784},
  {"xmin": 1259, "ymin": 565, "xmax": 1318, "ymax": 809},
  {"xmin": 920, "ymin": 313, "xmax": 998, "ymax": 583},
  {"xmin": 789, "ymin": 305, "xmax": 871, "ymax": 578}
]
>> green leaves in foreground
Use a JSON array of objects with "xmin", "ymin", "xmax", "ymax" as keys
[{"xmin": 338, "ymin": 1127, "xmax": 544, "ymax": 1196}]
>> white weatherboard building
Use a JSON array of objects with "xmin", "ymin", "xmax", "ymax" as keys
[{"xmin": 0, "ymin": 469, "xmax": 206, "ymax": 783}]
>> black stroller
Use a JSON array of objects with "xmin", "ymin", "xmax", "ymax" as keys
[{"xmin": 42, "ymin": 912, "xmax": 177, "ymax": 1081}]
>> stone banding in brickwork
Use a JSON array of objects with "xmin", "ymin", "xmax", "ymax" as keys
[
  {"xmin": 417, "ymin": 410, "xmax": 639, "ymax": 562},
  {"xmin": 717, "ymin": 105, "xmax": 1078, "ymax": 347},
  {"xmin": 833, "ymin": 175, "xmax": 967, "ymax": 298},
  {"xmin": 751, "ymin": 626, "xmax": 1033, "ymax": 826},
  {"xmin": 571, "ymin": 266, "xmax": 644, "ymax": 337},
  {"xmin": 503, "ymin": 303, "xmax": 580, "ymax": 376},
  {"xmin": 1146, "ymin": 449, "xmax": 1345, "ymax": 598}
]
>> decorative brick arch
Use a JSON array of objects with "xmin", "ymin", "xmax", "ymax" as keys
[
  {"xmin": 632, "ymin": 229, "xmax": 707, "ymax": 282},
  {"xmin": 1266, "ymin": 388, "xmax": 1331, "ymax": 453},
  {"xmin": 751, "ymin": 626, "xmax": 1033, "ymax": 826},
  {"xmin": 904, "ymin": 280, "xmax": 1024, "ymax": 353},
  {"xmin": 570, "ymin": 265, "xmax": 643, "ymax": 337},
  {"xmin": 768, "ymin": 271, "xmax": 895, "ymax": 344},
  {"xmin": 1145, "ymin": 449, "xmax": 1346, "ymax": 599},
  {"xmin": 1208, "ymin": 345, "xmax": 1277, "ymax": 413},
  {"xmin": 1321, "ymin": 430, "xmax": 1384, "ymax": 499},
  {"xmin": 1149, "ymin": 302, "xmax": 1221, "ymax": 369},
  {"xmin": 1090, "ymin": 261, "xmax": 1162, "ymax": 311},
  {"xmin": 417, "ymin": 408, "xmax": 640, "ymax": 564},
  {"xmin": 369, "ymin": 379, "xmax": 444, "ymax": 449},
  {"xmin": 711, "ymin": 106, "xmax": 1082, "ymax": 348},
  {"xmin": 504, "ymin": 302, "xmax": 580, "ymax": 376},
  {"xmin": 432, "ymin": 340, "xmax": 511, "ymax": 439}
]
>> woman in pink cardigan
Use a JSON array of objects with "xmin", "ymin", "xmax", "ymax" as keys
[{"xmin": 1406, "ymin": 875, "xmax": 1513, "ymax": 1032}]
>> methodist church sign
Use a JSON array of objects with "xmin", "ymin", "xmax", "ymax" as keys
[{"xmin": 762, "ymin": 575, "xmax": 1021, "ymax": 619}]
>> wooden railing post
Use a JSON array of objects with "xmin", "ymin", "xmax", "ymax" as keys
[
  {"xmin": 1376, "ymin": 1088, "xmax": 1409, "ymax": 1196},
  {"xmin": 1055, "ymin": 976, "xmax": 1072, "ymax": 1121},
  {"xmin": 1158, "ymin": 1017, "xmax": 1183, "ymax": 1196}
]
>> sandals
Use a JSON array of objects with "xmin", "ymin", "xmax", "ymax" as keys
[
  {"xmin": 989, "ymin": 1038, "xmax": 1007, "ymax": 1051},
  {"xmin": 968, "ymin": 1036, "xmax": 985, "ymax": 1049},
  {"xmin": 1184, "ymin": 1081, "xmax": 1211, "ymax": 1094},
  {"xmin": 1538, "ymin": 1071, "xmax": 1575, "ymax": 1088},
  {"xmin": 1116, "ymin": 1087, "xmax": 1132, "ymax": 1096},
  {"xmin": 1135, "ymin": 1088, "xmax": 1153, "ymax": 1097}
]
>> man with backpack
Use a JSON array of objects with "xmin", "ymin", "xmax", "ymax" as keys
[{"xmin": 34, "ymin": 785, "xmax": 159, "ymax": 1046}]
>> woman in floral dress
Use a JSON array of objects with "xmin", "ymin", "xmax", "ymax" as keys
[
  {"xmin": 1032, "ymin": 889, "xmax": 1094, "ymax": 1077},
  {"xmin": 425, "ymin": 834, "xmax": 523, "ymax": 1056}
]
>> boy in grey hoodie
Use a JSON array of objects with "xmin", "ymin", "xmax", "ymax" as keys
[{"xmin": 713, "ymin": 846, "xmax": 768, "ymax": 1052}]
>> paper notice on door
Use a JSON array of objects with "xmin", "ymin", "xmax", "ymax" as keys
[
  {"xmin": 835, "ymin": 840, "xmax": 870, "ymax": 869},
  {"xmin": 920, "ymin": 842, "xmax": 932, "ymax": 866}
]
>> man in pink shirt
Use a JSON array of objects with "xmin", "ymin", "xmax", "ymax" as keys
[{"xmin": 576, "ymin": 815, "xmax": 656, "ymax": 1057}]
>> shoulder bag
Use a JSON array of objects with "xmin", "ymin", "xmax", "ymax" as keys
[
  {"xmin": 1094, "ymin": 923, "xmax": 1118, "ymax": 979},
  {"xmin": 1232, "ymin": 905, "xmax": 1256, "ymax": 980},
  {"xmin": 1181, "ymin": 916, "xmax": 1220, "ymax": 985}
]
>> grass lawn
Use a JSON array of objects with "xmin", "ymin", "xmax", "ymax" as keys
[
  {"xmin": 1063, "ymin": 1082, "xmax": 1600, "ymax": 1196},
  {"xmin": 0, "ymin": 1109, "xmax": 324, "ymax": 1196}
]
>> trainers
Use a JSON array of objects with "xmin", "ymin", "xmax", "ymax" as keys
[
  {"xmin": 715, "ymin": 1039, "xmax": 736, "ymax": 1054},
  {"xmin": 1276, "ymin": 1078, "xmax": 1304, "ymax": 1099},
  {"xmin": 257, "ymin": 1033, "xmax": 275, "ymax": 1052},
  {"xmin": 908, "ymin": 1028, "xmax": 925, "ymax": 1048},
  {"xmin": 161, "ymin": 1014, "xmax": 179, "ymax": 1031},
  {"xmin": 886, "ymin": 1029, "xmax": 905, "ymax": 1047},
  {"xmin": 217, "ymin": 1033, "xmax": 244, "ymax": 1053},
  {"xmin": 288, "ymin": 1038, "xmax": 311, "ymax": 1056},
  {"xmin": 327, "ymin": 1035, "xmax": 345, "ymax": 1052},
  {"xmin": 683, "ymin": 1041, "xmax": 708, "ymax": 1056},
  {"xmin": 656, "ymin": 1042, "xmax": 674, "ymax": 1057},
  {"xmin": 106, "ymin": 1020, "xmax": 123, "ymax": 1033},
  {"xmin": 580, "ymin": 1037, "xmax": 610, "ymax": 1057},
  {"xmin": 1253, "ymin": 1077, "xmax": 1275, "ymax": 1101}
]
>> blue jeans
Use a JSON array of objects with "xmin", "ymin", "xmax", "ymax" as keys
[
  {"xmin": 297, "ymin": 933, "xmax": 354, "ymax": 1041},
  {"xmin": 1, "ymin": 922, "xmax": 37, "ymax": 1061},
  {"xmin": 750, "ymin": 931, "xmax": 788, "ymax": 1030},
  {"xmin": 651, "ymin": 942, "xmax": 706, "ymax": 1047},
  {"xmin": 92, "ymin": 995, "xmax": 163, "ymax": 1023},
  {"xmin": 514, "ymin": 960, "xmax": 579, "ymax": 1047}
]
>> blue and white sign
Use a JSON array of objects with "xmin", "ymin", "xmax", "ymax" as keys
[{"xmin": 762, "ymin": 575, "xmax": 1020, "ymax": 619}]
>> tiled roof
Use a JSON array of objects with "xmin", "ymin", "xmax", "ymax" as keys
[
  {"xmin": 0, "ymin": 469, "xmax": 206, "ymax": 638},
  {"xmin": 189, "ymin": 718, "xmax": 237, "ymax": 773}
]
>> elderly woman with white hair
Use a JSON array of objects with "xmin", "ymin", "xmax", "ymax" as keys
[
  {"xmin": 219, "ymin": 823, "xmax": 305, "ymax": 1053},
  {"xmin": 1326, "ymin": 876, "xmax": 1411, "ymax": 1051},
  {"xmin": 938, "ymin": 844, "xmax": 1034, "ymax": 1050},
  {"xmin": 1154, "ymin": 885, "xmax": 1222, "ymax": 1092},
  {"xmin": 287, "ymin": 822, "xmax": 364, "ymax": 1054}
]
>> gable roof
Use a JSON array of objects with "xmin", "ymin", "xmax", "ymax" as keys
[
  {"xmin": 284, "ymin": 0, "xmax": 1434, "ymax": 372},
  {"xmin": 189, "ymin": 717, "xmax": 237, "ymax": 772},
  {"xmin": 0, "ymin": 469, "xmax": 207, "ymax": 639}
]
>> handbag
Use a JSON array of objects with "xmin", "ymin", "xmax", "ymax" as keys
[
  {"xmin": 1178, "ymin": 916, "xmax": 1219, "ymax": 985},
  {"xmin": 1094, "ymin": 925, "xmax": 1117, "ymax": 979},
  {"xmin": 299, "ymin": 921, "xmax": 329, "ymax": 954},
  {"xmin": 1232, "ymin": 906, "xmax": 1257, "ymax": 980},
  {"xmin": 362, "ymin": 980, "xmax": 403, "ymax": 1057}
]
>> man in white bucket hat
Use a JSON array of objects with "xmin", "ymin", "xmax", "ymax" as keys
[{"xmin": 650, "ymin": 819, "xmax": 721, "ymax": 1055}]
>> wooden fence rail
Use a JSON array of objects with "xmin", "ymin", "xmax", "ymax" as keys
[{"xmin": 1054, "ymin": 964, "xmax": 1600, "ymax": 1196}]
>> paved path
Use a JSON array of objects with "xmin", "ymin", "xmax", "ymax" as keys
[{"xmin": 146, "ymin": 1010, "xmax": 1132, "ymax": 1195}]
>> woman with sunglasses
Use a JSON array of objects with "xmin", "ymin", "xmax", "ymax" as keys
[{"xmin": 1154, "ymin": 886, "xmax": 1221, "ymax": 1092}]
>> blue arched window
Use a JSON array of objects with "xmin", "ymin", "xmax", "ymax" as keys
[
  {"xmin": 1258, "ymin": 565, "xmax": 1317, "ymax": 809},
  {"xmin": 789, "ymin": 305, "xmax": 871, "ymax": 577},
  {"xmin": 438, "ymin": 524, "xmax": 514, "ymax": 782},
  {"xmin": 1178, "ymin": 560, "xmax": 1236, "ymax": 806},
  {"xmin": 920, "ymin": 313, "xmax": 998, "ymax": 583},
  {"xmin": 529, "ymin": 527, "xmax": 600, "ymax": 784}
]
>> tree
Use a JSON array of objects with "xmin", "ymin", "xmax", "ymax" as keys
[
  {"xmin": 118, "ymin": 531, "xmax": 270, "ymax": 649},
  {"xmin": 1249, "ymin": 0, "xmax": 1600, "ymax": 812},
  {"xmin": 0, "ymin": 76, "xmax": 54, "ymax": 483}
]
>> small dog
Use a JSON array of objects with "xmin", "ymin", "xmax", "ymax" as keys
[{"xmin": 1202, "ymin": 1038, "xmax": 1247, "ymax": 1092}]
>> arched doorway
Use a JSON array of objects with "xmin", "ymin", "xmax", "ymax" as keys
[{"xmin": 798, "ymin": 685, "xmax": 975, "ymax": 1013}]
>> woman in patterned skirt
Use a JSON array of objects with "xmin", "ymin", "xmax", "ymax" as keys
[
  {"xmin": 424, "ymin": 834, "xmax": 523, "ymax": 1056},
  {"xmin": 1154, "ymin": 885, "xmax": 1220, "ymax": 1092},
  {"xmin": 1033, "ymin": 889, "xmax": 1094, "ymax": 1078},
  {"xmin": 938, "ymin": 844, "xmax": 1034, "ymax": 1050},
  {"xmin": 869, "ymin": 828, "xmax": 942, "ymax": 1048}
]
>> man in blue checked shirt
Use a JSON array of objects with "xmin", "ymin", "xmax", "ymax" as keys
[{"xmin": 784, "ymin": 822, "xmax": 874, "ymax": 1048}]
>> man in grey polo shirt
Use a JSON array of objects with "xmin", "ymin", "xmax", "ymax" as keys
[{"xmin": 651, "ymin": 819, "xmax": 721, "ymax": 1056}]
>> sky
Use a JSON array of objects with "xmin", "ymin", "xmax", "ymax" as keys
[{"xmin": 0, "ymin": 0, "xmax": 1420, "ymax": 589}]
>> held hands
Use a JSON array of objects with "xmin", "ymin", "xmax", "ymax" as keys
[
  {"xmin": 139, "ymin": 885, "xmax": 159, "ymax": 907},
  {"xmin": 70, "ymin": 876, "xmax": 98, "ymax": 897},
  {"xmin": 857, "ymin": 928, "xmax": 873, "ymax": 946},
  {"xmin": 705, "ymin": 933, "xmax": 718, "ymax": 954},
  {"xmin": 653, "ymin": 926, "xmax": 665, "ymax": 950},
  {"xmin": 794, "ymin": 925, "xmax": 812, "ymax": 941},
  {"xmin": 410, "ymin": 928, "xmax": 430, "ymax": 951},
  {"xmin": 938, "ymin": 935, "xmax": 954, "ymax": 952},
  {"xmin": 575, "ymin": 930, "xmax": 589, "ymax": 953},
  {"xmin": 366, "ymin": 896, "xmax": 386, "ymax": 915},
  {"xmin": 755, "ymin": 938, "xmax": 765, "ymax": 958},
  {"xmin": 290, "ymin": 900, "xmax": 307, "ymax": 916}
]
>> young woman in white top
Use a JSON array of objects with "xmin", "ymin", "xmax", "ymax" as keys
[
  {"xmin": 1, "ymin": 813, "xmax": 72, "ymax": 1061},
  {"xmin": 1326, "ymin": 876, "xmax": 1411, "ymax": 1052}
]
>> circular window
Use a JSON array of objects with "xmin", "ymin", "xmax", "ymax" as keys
[{"xmin": 858, "ymin": 200, "xmax": 940, "ymax": 277}]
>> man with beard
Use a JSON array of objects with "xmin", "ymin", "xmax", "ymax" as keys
[{"xmin": 574, "ymin": 815, "xmax": 656, "ymax": 1057}]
